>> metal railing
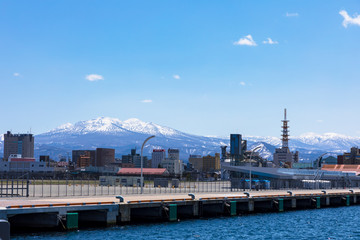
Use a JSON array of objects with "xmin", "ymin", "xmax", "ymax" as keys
[
  {"xmin": 0, "ymin": 176, "xmax": 29, "ymax": 197},
  {"xmin": 2, "ymin": 176, "xmax": 358, "ymax": 198},
  {"xmin": 25, "ymin": 178, "xmax": 235, "ymax": 197}
]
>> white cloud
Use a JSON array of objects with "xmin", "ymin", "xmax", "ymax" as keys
[
  {"xmin": 239, "ymin": 81, "xmax": 246, "ymax": 86},
  {"xmin": 233, "ymin": 35, "xmax": 257, "ymax": 46},
  {"xmin": 173, "ymin": 74, "xmax": 181, "ymax": 80},
  {"xmin": 339, "ymin": 10, "xmax": 360, "ymax": 28},
  {"xmin": 141, "ymin": 99, "xmax": 153, "ymax": 103},
  {"xmin": 317, "ymin": 120, "xmax": 324, "ymax": 123},
  {"xmin": 263, "ymin": 38, "xmax": 278, "ymax": 45},
  {"xmin": 85, "ymin": 74, "xmax": 104, "ymax": 82},
  {"xmin": 286, "ymin": 12, "xmax": 299, "ymax": 17},
  {"xmin": 13, "ymin": 73, "xmax": 20, "ymax": 77}
]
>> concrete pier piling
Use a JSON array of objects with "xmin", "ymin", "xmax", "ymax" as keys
[
  {"xmin": 0, "ymin": 219, "xmax": 10, "ymax": 240},
  {"xmin": 1, "ymin": 189, "xmax": 360, "ymax": 236}
]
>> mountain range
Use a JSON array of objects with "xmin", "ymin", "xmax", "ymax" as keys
[{"xmin": 1, "ymin": 117, "xmax": 360, "ymax": 162}]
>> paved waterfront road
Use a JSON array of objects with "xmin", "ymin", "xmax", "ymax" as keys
[{"xmin": 0, "ymin": 188, "xmax": 358, "ymax": 209}]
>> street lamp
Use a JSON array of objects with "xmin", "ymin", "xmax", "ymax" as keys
[
  {"xmin": 141, "ymin": 135, "xmax": 155, "ymax": 194},
  {"xmin": 249, "ymin": 145, "xmax": 262, "ymax": 191}
]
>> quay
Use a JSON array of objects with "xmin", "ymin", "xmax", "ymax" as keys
[{"xmin": 0, "ymin": 189, "xmax": 359, "ymax": 236}]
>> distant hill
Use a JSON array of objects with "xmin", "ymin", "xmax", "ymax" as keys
[{"xmin": 1, "ymin": 117, "xmax": 360, "ymax": 161}]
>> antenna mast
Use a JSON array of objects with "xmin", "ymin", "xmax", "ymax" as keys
[{"xmin": 281, "ymin": 108, "xmax": 289, "ymax": 148}]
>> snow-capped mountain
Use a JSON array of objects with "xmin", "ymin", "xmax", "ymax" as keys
[
  {"xmin": 34, "ymin": 117, "xmax": 227, "ymax": 160},
  {"xmin": 0, "ymin": 117, "xmax": 359, "ymax": 161},
  {"xmin": 45, "ymin": 117, "xmax": 184, "ymax": 137},
  {"xmin": 293, "ymin": 132, "xmax": 360, "ymax": 151}
]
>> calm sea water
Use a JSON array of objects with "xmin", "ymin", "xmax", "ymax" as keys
[{"xmin": 13, "ymin": 206, "xmax": 360, "ymax": 240}]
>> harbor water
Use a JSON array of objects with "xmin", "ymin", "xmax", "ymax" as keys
[{"xmin": 13, "ymin": 205, "xmax": 360, "ymax": 240}]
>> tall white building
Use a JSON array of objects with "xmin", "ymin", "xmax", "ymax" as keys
[{"xmin": 151, "ymin": 149, "xmax": 166, "ymax": 168}]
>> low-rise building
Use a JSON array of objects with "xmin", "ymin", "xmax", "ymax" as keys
[
  {"xmin": 189, "ymin": 155, "xmax": 203, "ymax": 172},
  {"xmin": 273, "ymin": 148, "xmax": 299, "ymax": 168},
  {"xmin": 0, "ymin": 154, "xmax": 53, "ymax": 173},
  {"xmin": 203, "ymin": 153, "xmax": 221, "ymax": 172},
  {"xmin": 343, "ymin": 147, "xmax": 360, "ymax": 164},
  {"xmin": 122, "ymin": 148, "xmax": 148, "ymax": 168},
  {"xmin": 39, "ymin": 155, "xmax": 50, "ymax": 167},
  {"xmin": 188, "ymin": 154, "xmax": 220, "ymax": 172},
  {"xmin": 117, "ymin": 168, "xmax": 169, "ymax": 179},
  {"xmin": 161, "ymin": 159, "xmax": 183, "ymax": 176}
]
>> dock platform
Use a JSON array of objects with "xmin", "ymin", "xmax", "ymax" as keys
[{"xmin": 1, "ymin": 189, "xmax": 358, "ymax": 234}]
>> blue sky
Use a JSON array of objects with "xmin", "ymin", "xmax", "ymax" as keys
[{"xmin": 0, "ymin": 0, "xmax": 359, "ymax": 137}]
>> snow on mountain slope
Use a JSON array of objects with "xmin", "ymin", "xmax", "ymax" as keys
[
  {"xmin": 245, "ymin": 136, "xmax": 282, "ymax": 147},
  {"xmin": 44, "ymin": 117, "xmax": 185, "ymax": 137},
  {"xmin": 121, "ymin": 118, "xmax": 182, "ymax": 136},
  {"xmin": 2, "ymin": 117, "xmax": 360, "ymax": 161},
  {"xmin": 44, "ymin": 117, "xmax": 129, "ymax": 135},
  {"xmin": 292, "ymin": 132, "xmax": 360, "ymax": 151},
  {"xmin": 34, "ymin": 117, "xmax": 227, "ymax": 160}
]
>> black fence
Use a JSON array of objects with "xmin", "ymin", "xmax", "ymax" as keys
[
  {"xmin": 2, "ymin": 175, "xmax": 359, "ymax": 198},
  {"xmin": 0, "ymin": 177, "xmax": 29, "ymax": 197}
]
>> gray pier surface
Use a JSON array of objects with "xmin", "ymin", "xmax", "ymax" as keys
[{"xmin": 1, "ymin": 189, "xmax": 358, "ymax": 235}]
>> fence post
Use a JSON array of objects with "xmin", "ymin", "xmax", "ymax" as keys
[
  {"xmin": 26, "ymin": 179, "xmax": 29, "ymax": 197},
  {"xmin": 32, "ymin": 178, "xmax": 35, "ymax": 197},
  {"xmin": 11, "ymin": 178, "xmax": 14, "ymax": 197},
  {"xmin": 16, "ymin": 178, "xmax": 19, "ymax": 196},
  {"xmin": 21, "ymin": 177, "xmax": 24, "ymax": 197},
  {"xmin": 66, "ymin": 178, "xmax": 68, "ymax": 197},
  {"xmin": 6, "ymin": 178, "xmax": 8, "ymax": 197},
  {"xmin": 95, "ymin": 177, "xmax": 98, "ymax": 196}
]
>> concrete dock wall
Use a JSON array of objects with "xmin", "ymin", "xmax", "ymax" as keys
[{"xmin": 2, "ymin": 190, "xmax": 360, "ymax": 235}]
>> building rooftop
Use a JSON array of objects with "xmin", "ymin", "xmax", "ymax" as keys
[
  {"xmin": 117, "ymin": 168, "xmax": 169, "ymax": 176},
  {"xmin": 322, "ymin": 164, "xmax": 360, "ymax": 175}
]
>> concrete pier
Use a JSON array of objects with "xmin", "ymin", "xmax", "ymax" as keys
[
  {"xmin": 0, "ymin": 219, "xmax": 10, "ymax": 240},
  {"xmin": 1, "ymin": 189, "xmax": 359, "ymax": 236}
]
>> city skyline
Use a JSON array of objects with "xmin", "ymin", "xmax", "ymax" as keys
[{"xmin": 1, "ymin": 1, "xmax": 360, "ymax": 137}]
